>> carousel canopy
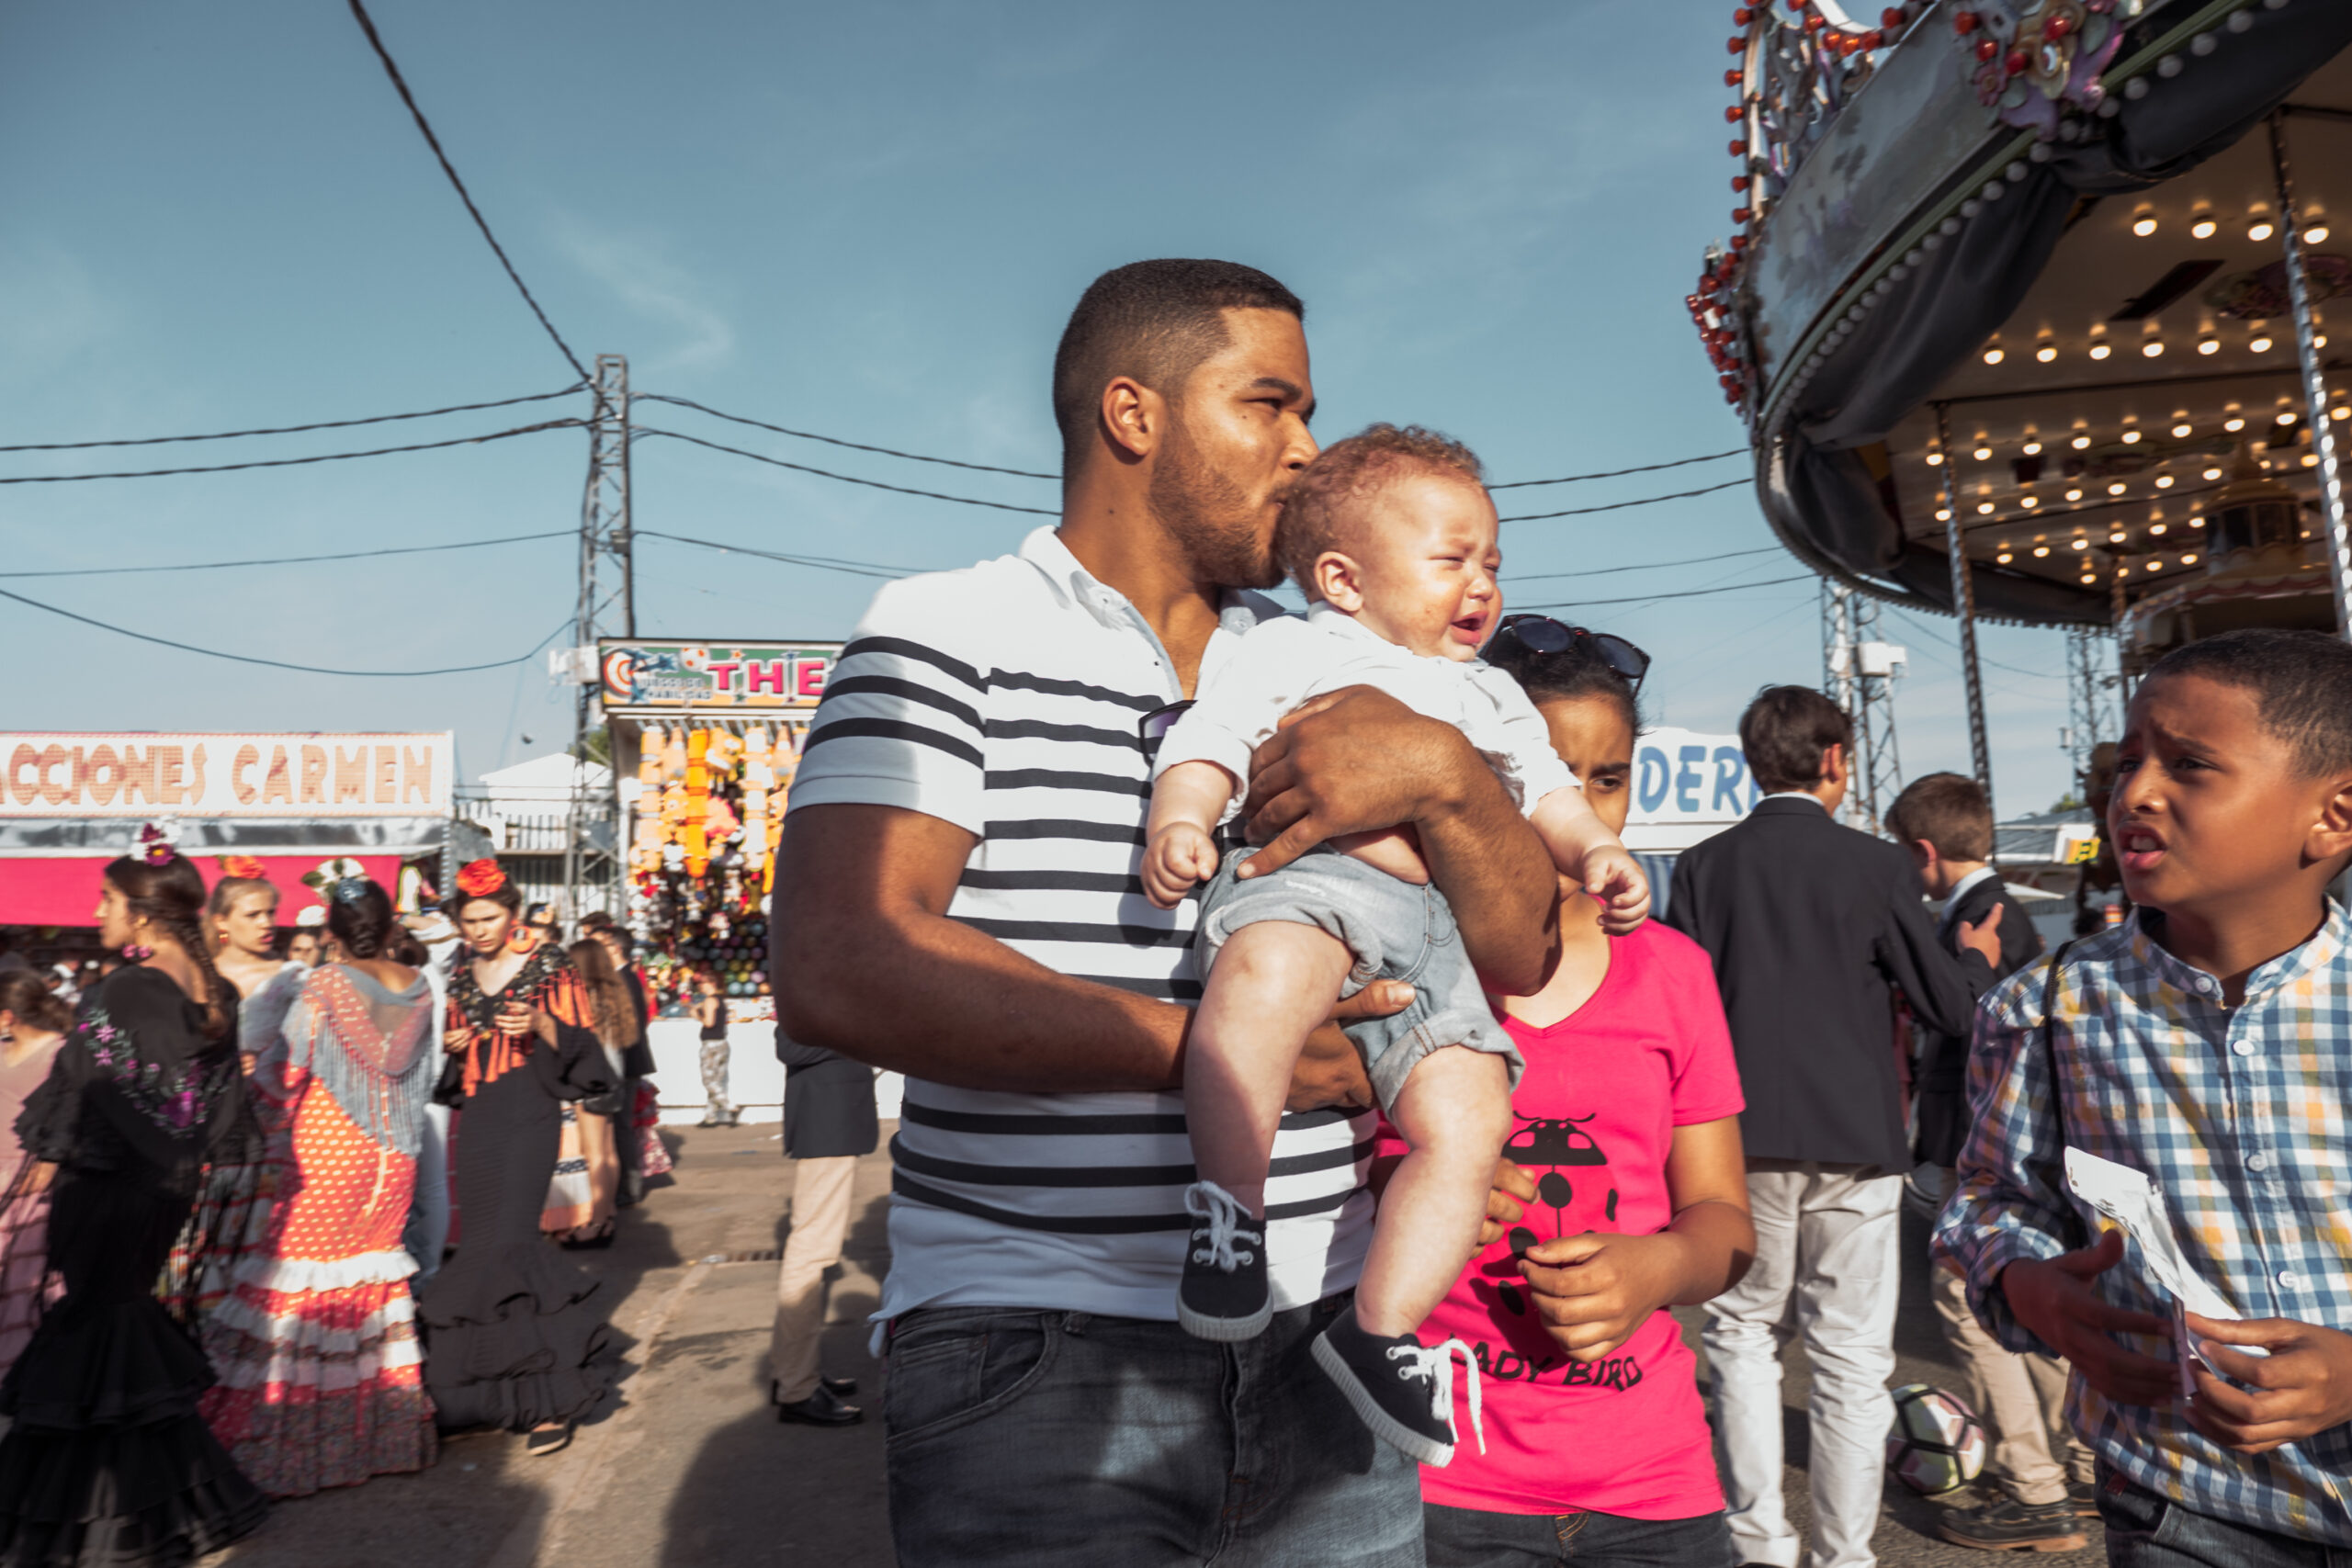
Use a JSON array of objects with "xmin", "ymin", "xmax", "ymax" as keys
[{"xmin": 1700, "ymin": 0, "xmax": 2352, "ymax": 626}]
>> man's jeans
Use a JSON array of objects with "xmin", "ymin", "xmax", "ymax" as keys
[
  {"xmin": 1701, "ymin": 1162, "xmax": 1903, "ymax": 1568},
  {"xmin": 885, "ymin": 1293, "xmax": 1422, "ymax": 1566},
  {"xmin": 1424, "ymin": 1502, "xmax": 1737, "ymax": 1567},
  {"xmin": 2099, "ymin": 1466, "xmax": 2352, "ymax": 1567}
]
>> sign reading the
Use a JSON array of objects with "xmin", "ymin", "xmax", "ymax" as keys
[
  {"xmin": 598, "ymin": 639, "xmax": 843, "ymax": 715},
  {"xmin": 0, "ymin": 734, "xmax": 453, "ymax": 818}
]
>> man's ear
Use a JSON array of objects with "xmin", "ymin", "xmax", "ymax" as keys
[
  {"xmin": 1098, "ymin": 377, "xmax": 1162, "ymax": 464},
  {"xmin": 1905, "ymin": 839, "xmax": 1937, "ymax": 872},
  {"xmin": 1313, "ymin": 552, "xmax": 1366, "ymax": 613},
  {"xmin": 1819, "ymin": 741, "xmax": 1850, "ymax": 787}
]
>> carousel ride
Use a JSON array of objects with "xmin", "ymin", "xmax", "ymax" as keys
[{"xmin": 1692, "ymin": 0, "xmax": 2352, "ymax": 784}]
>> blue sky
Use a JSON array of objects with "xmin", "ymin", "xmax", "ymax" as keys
[{"xmin": 2, "ymin": 0, "xmax": 2077, "ymax": 813}]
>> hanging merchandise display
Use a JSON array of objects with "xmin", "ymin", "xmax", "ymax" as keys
[{"xmin": 597, "ymin": 639, "xmax": 839, "ymax": 1019}]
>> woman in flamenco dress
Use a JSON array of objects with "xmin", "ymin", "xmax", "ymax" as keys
[
  {"xmin": 198, "ymin": 876, "xmax": 439, "ymax": 1496},
  {"xmin": 0, "ymin": 838, "xmax": 269, "ymax": 1565},
  {"xmin": 413, "ymin": 860, "xmax": 618, "ymax": 1456},
  {"xmin": 0, "ymin": 975, "xmax": 71, "ymax": 1381}
]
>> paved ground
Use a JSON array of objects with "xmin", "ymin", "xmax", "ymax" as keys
[{"xmin": 208, "ymin": 1129, "xmax": 2099, "ymax": 1566}]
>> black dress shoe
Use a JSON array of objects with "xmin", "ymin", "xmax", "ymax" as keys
[
  {"xmin": 775, "ymin": 1384, "xmax": 863, "ymax": 1427},
  {"xmin": 820, "ymin": 1375, "xmax": 858, "ymax": 1398}
]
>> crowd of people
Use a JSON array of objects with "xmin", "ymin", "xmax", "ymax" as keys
[
  {"xmin": 768, "ymin": 257, "xmax": 2352, "ymax": 1568},
  {"xmin": 4, "ymin": 255, "xmax": 2349, "ymax": 1568}
]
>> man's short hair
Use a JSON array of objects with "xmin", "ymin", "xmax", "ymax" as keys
[
  {"xmin": 2144, "ymin": 628, "xmax": 2352, "ymax": 778},
  {"xmin": 1051, "ymin": 259, "xmax": 1305, "ymax": 472},
  {"xmin": 1884, "ymin": 772, "xmax": 1995, "ymax": 863},
  {"xmin": 1274, "ymin": 423, "xmax": 1485, "ymax": 596},
  {"xmin": 1739, "ymin": 685, "xmax": 1854, "ymax": 794}
]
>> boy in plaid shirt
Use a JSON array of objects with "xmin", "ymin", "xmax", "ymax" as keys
[{"xmin": 1935, "ymin": 628, "xmax": 2352, "ymax": 1563}]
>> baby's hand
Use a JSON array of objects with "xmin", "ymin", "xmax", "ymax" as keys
[
  {"xmin": 1583, "ymin": 846, "xmax": 1651, "ymax": 934},
  {"xmin": 1143, "ymin": 823, "xmax": 1220, "ymax": 908}
]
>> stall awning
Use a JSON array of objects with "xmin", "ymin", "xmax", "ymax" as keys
[{"xmin": 2, "ymin": 852, "xmax": 407, "ymax": 930}]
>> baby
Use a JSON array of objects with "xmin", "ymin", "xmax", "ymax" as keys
[{"xmin": 1144, "ymin": 423, "xmax": 1647, "ymax": 1466}]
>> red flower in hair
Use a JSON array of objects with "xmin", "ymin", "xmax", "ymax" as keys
[
  {"xmin": 218, "ymin": 856, "xmax": 266, "ymax": 880},
  {"xmin": 455, "ymin": 859, "xmax": 507, "ymax": 898}
]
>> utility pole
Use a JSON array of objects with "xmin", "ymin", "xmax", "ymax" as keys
[
  {"xmin": 1820, "ymin": 576, "xmax": 1905, "ymax": 834},
  {"xmin": 561, "ymin": 355, "xmax": 632, "ymax": 928},
  {"xmin": 2064, "ymin": 626, "xmax": 2120, "ymax": 799}
]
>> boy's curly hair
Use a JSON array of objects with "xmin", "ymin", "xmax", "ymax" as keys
[{"xmin": 1275, "ymin": 423, "xmax": 1486, "ymax": 597}]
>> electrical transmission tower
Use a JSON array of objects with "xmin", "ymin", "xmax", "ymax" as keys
[
  {"xmin": 2063, "ymin": 626, "xmax": 2120, "ymax": 797},
  {"xmin": 560, "ymin": 355, "xmax": 634, "ymax": 925},
  {"xmin": 1821, "ymin": 578, "xmax": 1906, "ymax": 835}
]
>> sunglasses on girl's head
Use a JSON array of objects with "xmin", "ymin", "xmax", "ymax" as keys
[{"xmin": 1490, "ymin": 616, "xmax": 1651, "ymax": 691}]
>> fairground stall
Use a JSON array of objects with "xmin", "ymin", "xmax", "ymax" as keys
[
  {"xmin": 595, "ymin": 637, "xmax": 851, "ymax": 1122},
  {"xmin": 1693, "ymin": 0, "xmax": 2352, "ymax": 917},
  {"xmin": 0, "ymin": 731, "xmax": 455, "ymax": 967}
]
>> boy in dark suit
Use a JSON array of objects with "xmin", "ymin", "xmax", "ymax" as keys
[
  {"xmin": 1885, "ymin": 773, "xmax": 2086, "ymax": 1553},
  {"xmin": 1668, "ymin": 687, "xmax": 2003, "ymax": 1568}
]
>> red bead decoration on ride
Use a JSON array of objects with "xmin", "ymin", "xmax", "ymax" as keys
[
  {"xmin": 2005, "ymin": 47, "xmax": 2029, "ymax": 73},
  {"xmin": 1953, "ymin": 9, "xmax": 1979, "ymax": 34},
  {"xmin": 1733, "ymin": 175, "xmax": 1751, "ymax": 192},
  {"xmin": 1733, "ymin": 207, "xmax": 1752, "ymax": 223},
  {"xmin": 2043, "ymin": 11, "xmax": 2071, "ymax": 37},
  {"xmin": 1863, "ymin": 29, "xmax": 1884, "ymax": 48},
  {"xmin": 1975, "ymin": 36, "xmax": 1998, "ymax": 60},
  {"xmin": 1728, "ymin": 35, "xmax": 1747, "ymax": 52},
  {"xmin": 1725, "ymin": 104, "xmax": 1745, "ymax": 122},
  {"xmin": 1730, "ymin": 139, "xmax": 1748, "ymax": 156},
  {"xmin": 1733, "ymin": 6, "xmax": 1753, "ymax": 22},
  {"xmin": 1725, "ymin": 67, "xmax": 1744, "ymax": 85},
  {"xmin": 1882, "ymin": 6, "xmax": 1905, "ymax": 27},
  {"xmin": 1804, "ymin": 12, "xmax": 1826, "ymax": 31}
]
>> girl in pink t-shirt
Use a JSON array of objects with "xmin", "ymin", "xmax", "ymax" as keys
[{"xmin": 1384, "ymin": 620, "xmax": 1755, "ymax": 1567}]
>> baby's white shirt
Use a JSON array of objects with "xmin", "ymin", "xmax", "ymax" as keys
[{"xmin": 1152, "ymin": 601, "xmax": 1578, "ymax": 825}]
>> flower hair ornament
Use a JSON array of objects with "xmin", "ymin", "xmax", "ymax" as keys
[
  {"xmin": 455, "ymin": 859, "xmax": 507, "ymax": 899},
  {"xmin": 217, "ymin": 855, "xmax": 267, "ymax": 881},
  {"xmin": 136, "ymin": 820, "xmax": 181, "ymax": 866}
]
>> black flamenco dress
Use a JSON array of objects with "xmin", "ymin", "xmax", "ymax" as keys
[
  {"xmin": 415, "ymin": 944, "xmax": 619, "ymax": 1432},
  {"xmin": 0, "ymin": 965, "xmax": 268, "ymax": 1567}
]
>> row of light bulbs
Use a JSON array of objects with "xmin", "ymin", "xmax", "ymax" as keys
[
  {"xmin": 1926, "ymin": 407, "xmax": 2338, "ymax": 470},
  {"xmin": 1995, "ymin": 525, "xmax": 2204, "ymax": 565},
  {"xmin": 1935, "ymin": 447, "xmax": 2324, "ymax": 521},
  {"xmin": 1982, "ymin": 325, "xmax": 2323, "ymax": 364},
  {"xmin": 2127, "ymin": 208, "xmax": 2328, "ymax": 245}
]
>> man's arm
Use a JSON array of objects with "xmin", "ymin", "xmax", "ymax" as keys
[
  {"xmin": 1235, "ymin": 687, "xmax": 1559, "ymax": 996},
  {"xmin": 1875, "ymin": 856, "xmax": 1988, "ymax": 1038},
  {"xmin": 771, "ymin": 803, "xmax": 1382, "ymax": 1104}
]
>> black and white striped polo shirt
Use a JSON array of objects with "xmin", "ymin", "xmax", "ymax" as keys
[{"xmin": 787, "ymin": 526, "xmax": 1374, "ymax": 1322}]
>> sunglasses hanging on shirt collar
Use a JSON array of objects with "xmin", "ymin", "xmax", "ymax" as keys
[{"xmin": 1488, "ymin": 615, "xmax": 1651, "ymax": 694}]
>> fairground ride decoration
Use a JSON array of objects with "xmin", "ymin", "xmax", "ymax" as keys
[{"xmin": 1693, "ymin": 0, "xmax": 2352, "ymax": 790}]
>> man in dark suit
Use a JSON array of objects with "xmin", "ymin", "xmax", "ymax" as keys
[
  {"xmin": 767, "ymin": 1030, "xmax": 878, "ymax": 1427},
  {"xmin": 1884, "ymin": 773, "xmax": 2090, "ymax": 1554},
  {"xmin": 1666, "ymin": 687, "xmax": 2003, "ymax": 1568}
]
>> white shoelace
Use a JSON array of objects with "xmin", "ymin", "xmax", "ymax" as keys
[
  {"xmin": 1183, "ymin": 1180, "xmax": 1262, "ymax": 1271},
  {"xmin": 1389, "ymin": 1337, "xmax": 1485, "ymax": 1455}
]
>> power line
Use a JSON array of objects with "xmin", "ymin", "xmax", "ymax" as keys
[
  {"xmin": 1489, "ymin": 449, "xmax": 1747, "ymax": 490},
  {"xmin": 0, "ymin": 532, "xmax": 571, "ymax": 580},
  {"xmin": 0, "ymin": 419, "xmax": 581, "ymax": 484},
  {"xmin": 1503, "ymin": 545, "xmax": 1781, "ymax": 585},
  {"xmin": 0, "ymin": 385, "xmax": 582, "ymax": 452},
  {"xmin": 1512, "ymin": 571, "xmax": 1816, "ymax": 610},
  {"xmin": 638, "ymin": 530, "xmax": 923, "ymax": 580},
  {"xmin": 631, "ymin": 427, "xmax": 1057, "ymax": 515},
  {"xmin": 1500, "ymin": 478, "xmax": 1750, "ymax": 523},
  {"xmin": 636, "ymin": 393, "xmax": 1058, "ymax": 480},
  {"xmin": 0, "ymin": 584, "xmax": 572, "ymax": 677},
  {"xmin": 345, "ymin": 0, "xmax": 588, "ymax": 384}
]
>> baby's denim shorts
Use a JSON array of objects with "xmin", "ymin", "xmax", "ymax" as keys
[{"xmin": 1195, "ymin": 843, "xmax": 1524, "ymax": 1111}]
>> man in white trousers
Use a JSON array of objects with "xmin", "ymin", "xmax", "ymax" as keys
[{"xmin": 767, "ymin": 1029, "xmax": 877, "ymax": 1426}]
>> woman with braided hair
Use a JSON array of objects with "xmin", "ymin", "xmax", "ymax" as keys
[
  {"xmin": 414, "ymin": 861, "xmax": 618, "ymax": 1456},
  {"xmin": 0, "ymin": 840, "xmax": 268, "ymax": 1565},
  {"xmin": 198, "ymin": 876, "xmax": 437, "ymax": 1497}
]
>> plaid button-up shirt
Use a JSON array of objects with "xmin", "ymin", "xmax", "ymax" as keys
[{"xmin": 1932, "ymin": 900, "xmax": 2352, "ymax": 1544}]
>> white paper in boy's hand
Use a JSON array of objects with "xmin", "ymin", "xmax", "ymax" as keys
[
  {"xmin": 2064, "ymin": 1145, "xmax": 2252, "ymax": 1397},
  {"xmin": 2064, "ymin": 1147, "xmax": 2240, "ymax": 1323}
]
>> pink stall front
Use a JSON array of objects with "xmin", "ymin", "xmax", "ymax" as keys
[{"xmin": 1, "ymin": 731, "xmax": 454, "ymax": 968}]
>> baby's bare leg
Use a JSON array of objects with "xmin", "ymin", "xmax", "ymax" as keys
[
  {"xmin": 1187, "ymin": 920, "xmax": 1358, "ymax": 1217},
  {"xmin": 1355, "ymin": 1045, "xmax": 1515, "ymax": 1337}
]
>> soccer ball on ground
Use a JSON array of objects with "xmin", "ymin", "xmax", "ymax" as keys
[{"xmin": 1886, "ymin": 1383, "xmax": 1987, "ymax": 1496}]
